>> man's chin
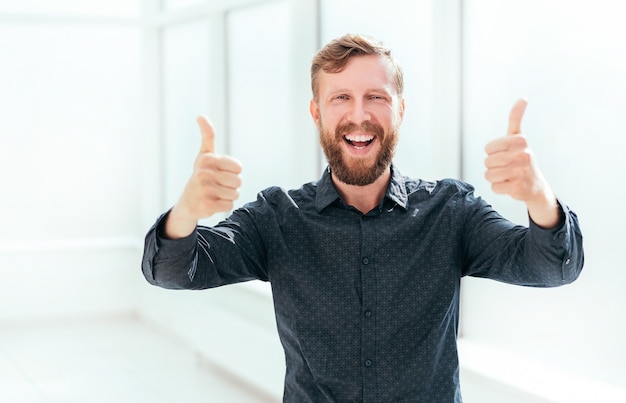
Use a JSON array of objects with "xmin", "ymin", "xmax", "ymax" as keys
[{"xmin": 331, "ymin": 163, "xmax": 385, "ymax": 187}]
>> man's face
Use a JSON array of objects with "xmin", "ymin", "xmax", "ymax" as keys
[{"xmin": 310, "ymin": 55, "xmax": 405, "ymax": 186}]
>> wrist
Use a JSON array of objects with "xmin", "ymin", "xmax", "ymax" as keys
[
  {"xmin": 526, "ymin": 190, "xmax": 560, "ymax": 229},
  {"xmin": 164, "ymin": 204, "xmax": 198, "ymax": 239}
]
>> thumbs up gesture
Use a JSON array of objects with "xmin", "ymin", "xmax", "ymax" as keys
[
  {"xmin": 164, "ymin": 116, "xmax": 243, "ymax": 239},
  {"xmin": 484, "ymin": 99, "xmax": 560, "ymax": 227}
]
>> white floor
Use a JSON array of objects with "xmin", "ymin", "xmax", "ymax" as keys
[{"xmin": 0, "ymin": 315, "xmax": 280, "ymax": 403}]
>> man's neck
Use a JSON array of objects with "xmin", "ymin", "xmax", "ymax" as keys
[{"xmin": 332, "ymin": 168, "xmax": 391, "ymax": 214}]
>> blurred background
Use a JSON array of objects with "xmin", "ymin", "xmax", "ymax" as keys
[{"xmin": 1, "ymin": 0, "xmax": 625, "ymax": 402}]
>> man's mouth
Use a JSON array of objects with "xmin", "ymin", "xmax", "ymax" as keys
[{"xmin": 344, "ymin": 134, "xmax": 375, "ymax": 149}]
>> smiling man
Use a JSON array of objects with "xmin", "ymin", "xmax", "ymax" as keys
[
  {"xmin": 142, "ymin": 34, "xmax": 584, "ymax": 402},
  {"xmin": 312, "ymin": 49, "xmax": 404, "ymax": 213}
]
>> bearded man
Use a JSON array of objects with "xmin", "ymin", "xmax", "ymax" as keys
[{"xmin": 142, "ymin": 34, "xmax": 584, "ymax": 402}]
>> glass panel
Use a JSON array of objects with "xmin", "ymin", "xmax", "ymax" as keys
[
  {"xmin": 161, "ymin": 21, "xmax": 212, "ymax": 207},
  {"xmin": 0, "ymin": 0, "xmax": 141, "ymax": 16},
  {"xmin": 226, "ymin": 0, "xmax": 293, "ymax": 206},
  {"xmin": 0, "ymin": 24, "xmax": 143, "ymax": 241},
  {"xmin": 461, "ymin": 0, "xmax": 626, "ymax": 387}
]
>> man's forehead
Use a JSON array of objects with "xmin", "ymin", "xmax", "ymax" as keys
[{"xmin": 318, "ymin": 56, "xmax": 396, "ymax": 93}]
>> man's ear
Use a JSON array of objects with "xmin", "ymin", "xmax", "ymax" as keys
[
  {"xmin": 399, "ymin": 98, "xmax": 406, "ymax": 121},
  {"xmin": 310, "ymin": 99, "xmax": 321, "ymax": 127}
]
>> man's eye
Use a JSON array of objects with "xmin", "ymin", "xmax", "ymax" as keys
[{"xmin": 335, "ymin": 95, "xmax": 347, "ymax": 100}]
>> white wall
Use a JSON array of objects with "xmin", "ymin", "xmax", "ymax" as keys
[{"xmin": 0, "ymin": 3, "xmax": 145, "ymax": 321}]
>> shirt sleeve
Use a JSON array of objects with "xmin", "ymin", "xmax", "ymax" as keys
[
  {"xmin": 460, "ymin": 186, "xmax": 584, "ymax": 287},
  {"xmin": 141, "ymin": 205, "xmax": 269, "ymax": 290}
]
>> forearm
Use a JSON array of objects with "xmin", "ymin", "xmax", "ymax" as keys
[
  {"xmin": 521, "ymin": 203, "xmax": 584, "ymax": 286},
  {"xmin": 141, "ymin": 211, "xmax": 199, "ymax": 289},
  {"xmin": 142, "ymin": 207, "xmax": 270, "ymax": 290},
  {"xmin": 525, "ymin": 187, "xmax": 561, "ymax": 229},
  {"xmin": 463, "ymin": 193, "xmax": 583, "ymax": 287}
]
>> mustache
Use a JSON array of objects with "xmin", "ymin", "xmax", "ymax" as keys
[{"xmin": 335, "ymin": 121, "xmax": 385, "ymax": 138}]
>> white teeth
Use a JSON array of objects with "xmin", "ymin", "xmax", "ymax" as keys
[{"xmin": 345, "ymin": 134, "xmax": 374, "ymax": 142}]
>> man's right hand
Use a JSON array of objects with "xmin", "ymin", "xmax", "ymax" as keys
[{"xmin": 164, "ymin": 116, "xmax": 242, "ymax": 239}]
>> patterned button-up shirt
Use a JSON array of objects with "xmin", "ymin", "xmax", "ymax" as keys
[{"xmin": 142, "ymin": 166, "xmax": 584, "ymax": 402}]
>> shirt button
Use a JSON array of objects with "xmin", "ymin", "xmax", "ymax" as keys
[
  {"xmin": 362, "ymin": 258, "xmax": 369, "ymax": 265},
  {"xmin": 365, "ymin": 359, "xmax": 373, "ymax": 367},
  {"xmin": 565, "ymin": 258, "xmax": 571, "ymax": 265},
  {"xmin": 364, "ymin": 310, "xmax": 372, "ymax": 317}
]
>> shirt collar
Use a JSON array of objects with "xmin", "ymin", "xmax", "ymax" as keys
[
  {"xmin": 386, "ymin": 165, "xmax": 409, "ymax": 210},
  {"xmin": 315, "ymin": 164, "xmax": 409, "ymax": 213}
]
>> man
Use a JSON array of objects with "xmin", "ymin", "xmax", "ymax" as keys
[{"xmin": 142, "ymin": 34, "xmax": 583, "ymax": 402}]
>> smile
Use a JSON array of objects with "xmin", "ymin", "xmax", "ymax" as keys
[{"xmin": 344, "ymin": 134, "xmax": 375, "ymax": 149}]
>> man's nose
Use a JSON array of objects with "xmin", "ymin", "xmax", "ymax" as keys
[{"xmin": 347, "ymin": 99, "xmax": 371, "ymax": 124}]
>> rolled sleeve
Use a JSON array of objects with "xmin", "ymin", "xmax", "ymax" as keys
[
  {"xmin": 141, "ymin": 210, "xmax": 198, "ymax": 287},
  {"xmin": 141, "ymin": 198, "xmax": 271, "ymax": 290},
  {"xmin": 463, "ymin": 189, "xmax": 584, "ymax": 287},
  {"xmin": 541, "ymin": 199, "xmax": 584, "ymax": 283}
]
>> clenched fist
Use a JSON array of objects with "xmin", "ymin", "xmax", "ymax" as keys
[{"xmin": 164, "ymin": 116, "xmax": 243, "ymax": 239}]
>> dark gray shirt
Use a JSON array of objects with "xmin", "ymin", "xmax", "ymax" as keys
[{"xmin": 142, "ymin": 166, "xmax": 584, "ymax": 402}]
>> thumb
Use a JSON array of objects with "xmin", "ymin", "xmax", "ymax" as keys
[
  {"xmin": 196, "ymin": 115, "xmax": 215, "ymax": 153},
  {"xmin": 507, "ymin": 98, "xmax": 528, "ymax": 136}
]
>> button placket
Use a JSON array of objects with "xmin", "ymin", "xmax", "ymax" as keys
[{"xmin": 359, "ymin": 213, "xmax": 378, "ymax": 401}]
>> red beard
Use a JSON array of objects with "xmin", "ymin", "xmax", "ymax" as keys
[{"xmin": 319, "ymin": 120, "xmax": 398, "ymax": 186}]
